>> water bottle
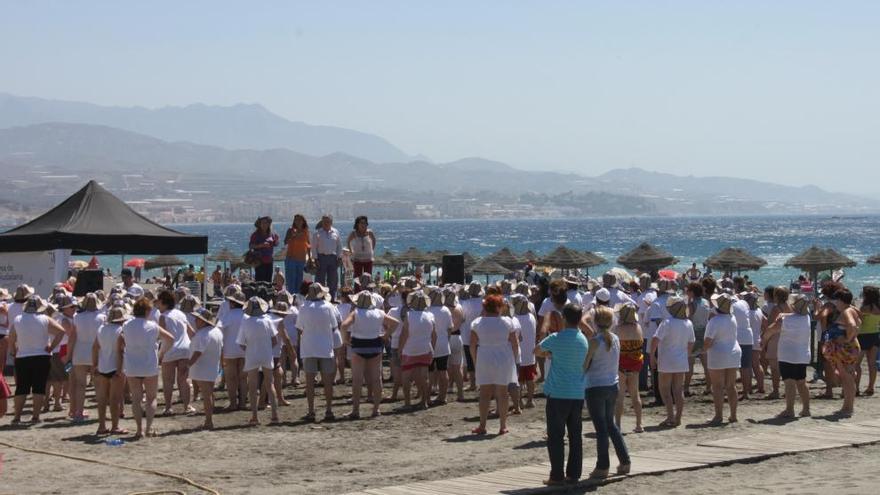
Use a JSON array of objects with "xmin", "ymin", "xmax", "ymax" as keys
[
  {"xmin": 105, "ymin": 438, "xmax": 124, "ymax": 447},
  {"xmin": 64, "ymin": 361, "xmax": 74, "ymax": 373}
]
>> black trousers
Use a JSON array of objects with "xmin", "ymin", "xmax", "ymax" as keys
[
  {"xmin": 254, "ymin": 262, "xmax": 273, "ymax": 283},
  {"xmin": 545, "ymin": 397, "xmax": 583, "ymax": 481}
]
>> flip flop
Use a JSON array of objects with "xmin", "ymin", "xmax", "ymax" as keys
[
  {"xmin": 471, "ymin": 427, "xmax": 487, "ymax": 435},
  {"xmin": 96, "ymin": 428, "xmax": 110, "ymax": 435},
  {"xmin": 497, "ymin": 428, "xmax": 510, "ymax": 435}
]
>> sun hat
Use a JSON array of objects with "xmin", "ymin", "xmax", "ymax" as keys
[
  {"xmin": 595, "ymin": 288, "xmax": 611, "ymax": 304},
  {"xmin": 666, "ymin": 296, "xmax": 688, "ymax": 319},
  {"xmin": 13, "ymin": 284, "xmax": 34, "ymax": 303},
  {"xmin": 127, "ymin": 285, "xmax": 145, "ymax": 299},
  {"xmin": 224, "ymin": 284, "xmax": 242, "ymax": 297},
  {"xmin": 307, "ymin": 283, "xmax": 330, "ymax": 301},
  {"xmin": 510, "ymin": 294, "xmax": 531, "ymax": 316},
  {"xmin": 407, "ymin": 290, "xmax": 430, "ymax": 311},
  {"xmin": 179, "ymin": 294, "xmax": 201, "ymax": 313},
  {"xmin": 514, "ymin": 281, "xmax": 530, "ymax": 296},
  {"xmin": 23, "ymin": 295, "xmax": 48, "ymax": 314},
  {"xmin": 563, "ymin": 276, "xmax": 579, "ymax": 287},
  {"xmin": 244, "ymin": 296, "xmax": 269, "ymax": 316},
  {"xmin": 107, "ymin": 306, "xmax": 128, "ymax": 324},
  {"xmin": 225, "ymin": 290, "xmax": 247, "ymax": 306},
  {"xmin": 712, "ymin": 293, "xmax": 733, "ymax": 314},
  {"xmin": 190, "ymin": 307, "xmax": 216, "ymax": 326},
  {"xmin": 467, "ymin": 281, "xmax": 484, "ymax": 298},
  {"xmin": 638, "ymin": 273, "xmax": 652, "ymax": 291},
  {"xmin": 0, "ymin": 288, "xmax": 11, "ymax": 301},
  {"xmin": 174, "ymin": 286, "xmax": 191, "ymax": 299},
  {"xmin": 56, "ymin": 293, "xmax": 78, "ymax": 310},
  {"xmin": 429, "ymin": 288, "xmax": 445, "ymax": 307},
  {"xmin": 270, "ymin": 300, "xmax": 293, "ymax": 316},
  {"xmin": 403, "ymin": 277, "xmax": 419, "ymax": 290},
  {"xmin": 354, "ymin": 291, "xmax": 375, "ymax": 310}
]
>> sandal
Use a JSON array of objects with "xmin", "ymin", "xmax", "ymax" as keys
[
  {"xmin": 96, "ymin": 428, "xmax": 110, "ymax": 435},
  {"xmin": 471, "ymin": 427, "xmax": 487, "ymax": 435},
  {"xmin": 248, "ymin": 418, "xmax": 260, "ymax": 426},
  {"xmin": 497, "ymin": 428, "xmax": 510, "ymax": 435},
  {"xmin": 344, "ymin": 411, "xmax": 361, "ymax": 420},
  {"xmin": 323, "ymin": 411, "xmax": 335, "ymax": 421},
  {"xmin": 303, "ymin": 411, "xmax": 316, "ymax": 421}
]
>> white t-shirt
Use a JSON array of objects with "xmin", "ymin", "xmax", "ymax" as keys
[
  {"xmin": 96, "ymin": 322, "xmax": 123, "ymax": 374},
  {"xmin": 72, "ymin": 311, "xmax": 104, "ymax": 366},
  {"xmin": 427, "ymin": 306, "xmax": 453, "ymax": 357},
  {"xmin": 282, "ymin": 311, "xmax": 298, "ymax": 347},
  {"xmin": 732, "ymin": 299, "xmax": 753, "ymax": 346},
  {"xmin": 748, "ymin": 309, "xmax": 765, "ymax": 350},
  {"xmin": 12, "ymin": 313, "xmax": 52, "ymax": 358},
  {"xmin": 608, "ymin": 288, "xmax": 634, "ymax": 307},
  {"xmin": 515, "ymin": 313, "xmax": 538, "ymax": 366},
  {"xmin": 296, "ymin": 300, "xmax": 337, "ymax": 359},
  {"xmin": 646, "ymin": 293, "xmax": 671, "ymax": 340},
  {"xmin": 460, "ymin": 298, "xmax": 483, "ymax": 346},
  {"xmin": 388, "ymin": 307, "xmax": 403, "ymax": 349},
  {"xmin": 654, "ymin": 317, "xmax": 695, "ymax": 373},
  {"xmin": 121, "ymin": 317, "xmax": 161, "ymax": 377},
  {"xmin": 402, "ymin": 310, "xmax": 435, "ymax": 357},
  {"xmin": 189, "ymin": 326, "xmax": 223, "ymax": 382},
  {"xmin": 704, "ymin": 313, "xmax": 743, "ymax": 370},
  {"xmin": 778, "ymin": 314, "xmax": 812, "ymax": 364},
  {"xmin": 236, "ymin": 314, "xmax": 277, "ymax": 371},
  {"xmin": 350, "ymin": 308, "xmax": 386, "ymax": 340},
  {"xmin": 219, "ymin": 308, "xmax": 245, "ymax": 359},
  {"xmin": 160, "ymin": 309, "xmax": 192, "ymax": 362}
]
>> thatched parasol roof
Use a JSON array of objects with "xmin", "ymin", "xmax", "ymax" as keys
[
  {"xmin": 784, "ymin": 246, "xmax": 856, "ymax": 273},
  {"xmin": 487, "ymin": 247, "xmax": 525, "ymax": 270},
  {"xmin": 208, "ymin": 248, "xmax": 241, "ymax": 264},
  {"xmin": 704, "ymin": 247, "xmax": 768, "ymax": 272},
  {"xmin": 539, "ymin": 245, "xmax": 604, "ymax": 269},
  {"xmin": 144, "ymin": 255, "xmax": 187, "ymax": 270},
  {"xmin": 616, "ymin": 243, "xmax": 679, "ymax": 271},
  {"xmin": 521, "ymin": 250, "xmax": 540, "ymax": 262},
  {"xmin": 394, "ymin": 246, "xmax": 431, "ymax": 265},
  {"xmin": 373, "ymin": 250, "xmax": 397, "ymax": 266},
  {"xmin": 467, "ymin": 258, "xmax": 513, "ymax": 275}
]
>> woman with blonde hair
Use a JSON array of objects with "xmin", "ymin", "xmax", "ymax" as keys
[
  {"xmin": 651, "ymin": 297, "xmax": 694, "ymax": 428},
  {"xmin": 704, "ymin": 293, "xmax": 742, "ymax": 425},
  {"xmin": 584, "ymin": 306, "xmax": 630, "ymax": 479},
  {"xmin": 615, "ymin": 303, "xmax": 644, "ymax": 433}
]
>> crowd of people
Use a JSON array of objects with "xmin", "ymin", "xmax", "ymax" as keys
[{"xmin": 0, "ymin": 213, "xmax": 875, "ymax": 485}]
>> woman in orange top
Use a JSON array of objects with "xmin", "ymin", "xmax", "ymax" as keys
[{"xmin": 283, "ymin": 214, "xmax": 311, "ymax": 295}]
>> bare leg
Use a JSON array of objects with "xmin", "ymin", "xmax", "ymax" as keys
[
  {"xmin": 726, "ymin": 369, "xmax": 738, "ymax": 422},
  {"xmin": 780, "ymin": 379, "xmax": 796, "ymax": 417},
  {"xmin": 143, "ymin": 376, "xmax": 158, "ymax": 435},
  {"xmin": 129, "ymin": 377, "xmax": 145, "ymax": 437},
  {"xmin": 495, "ymin": 385, "xmax": 509, "ymax": 433},
  {"xmin": 478, "ymin": 386, "xmax": 492, "ymax": 430},
  {"xmin": 796, "ymin": 379, "xmax": 811, "ymax": 416},
  {"xmin": 752, "ymin": 350, "xmax": 765, "ymax": 393},
  {"xmin": 615, "ymin": 371, "xmax": 625, "ymax": 428},
  {"xmin": 197, "ymin": 380, "xmax": 214, "ymax": 428},
  {"xmin": 838, "ymin": 362, "xmax": 855, "ymax": 415},
  {"xmin": 365, "ymin": 356, "xmax": 381, "ymax": 415},
  {"xmin": 628, "ymin": 372, "xmax": 643, "ymax": 431},
  {"xmin": 415, "ymin": 367, "xmax": 429, "ymax": 408},
  {"xmin": 320, "ymin": 370, "xmax": 335, "ymax": 415},
  {"xmin": 740, "ymin": 365, "xmax": 753, "ymax": 400},
  {"xmin": 350, "ymin": 355, "xmax": 365, "ymax": 416},
  {"xmin": 672, "ymin": 373, "xmax": 685, "ymax": 425},
  {"xmin": 175, "ymin": 360, "xmax": 192, "ymax": 412},
  {"xmin": 435, "ymin": 366, "xmax": 449, "ymax": 404},
  {"xmin": 247, "ymin": 369, "xmax": 260, "ymax": 423},
  {"xmin": 769, "ymin": 359, "xmax": 781, "ymax": 397},
  {"xmin": 109, "ymin": 374, "xmax": 124, "ymax": 431},
  {"xmin": 263, "ymin": 368, "xmax": 279, "ymax": 422},
  {"xmin": 449, "ymin": 362, "xmax": 464, "ymax": 401},
  {"xmin": 708, "ymin": 369, "xmax": 724, "ymax": 422},
  {"xmin": 402, "ymin": 368, "xmax": 413, "ymax": 407},
  {"xmin": 95, "ymin": 375, "xmax": 110, "ymax": 432},
  {"xmin": 222, "ymin": 359, "xmax": 239, "ymax": 409},
  {"xmin": 31, "ymin": 394, "xmax": 44, "ymax": 422},
  {"xmin": 867, "ymin": 347, "xmax": 878, "ymax": 394},
  {"xmin": 305, "ymin": 371, "xmax": 317, "ymax": 415},
  {"xmin": 659, "ymin": 372, "xmax": 674, "ymax": 424},
  {"xmin": 161, "ymin": 362, "xmax": 176, "ymax": 414}
]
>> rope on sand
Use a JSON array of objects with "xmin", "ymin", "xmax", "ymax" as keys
[{"xmin": 0, "ymin": 439, "xmax": 220, "ymax": 495}]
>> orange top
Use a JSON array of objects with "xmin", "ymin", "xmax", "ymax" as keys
[{"xmin": 286, "ymin": 228, "xmax": 310, "ymax": 261}]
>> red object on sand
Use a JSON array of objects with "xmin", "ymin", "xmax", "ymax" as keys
[
  {"xmin": 658, "ymin": 269, "xmax": 678, "ymax": 280},
  {"xmin": 125, "ymin": 258, "xmax": 146, "ymax": 268},
  {"xmin": 87, "ymin": 256, "xmax": 100, "ymax": 269}
]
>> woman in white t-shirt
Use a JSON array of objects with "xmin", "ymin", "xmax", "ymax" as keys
[
  {"xmin": 511, "ymin": 294, "xmax": 538, "ymax": 409},
  {"xmin": 704, "ymin": 294, "xmax": 742, "ymax": 425},
  {"xmin": 340, "ymin": 292, "xmax": 399, "ymax": 418},
  {"xmin": 399, "ymin": 291, "xmax": 437, "ymax": 410},
  {"xmin": 69, "ymin": 293, "xmax": 105, "ymax": 421},
  {"xmin": 187, "ymin": 308, "xmax": 224, "ymax": 429},
  {"xmin": 119, "ymin": 298, "xmax": 175, "ymax": 439},
  {"xmin": 92, "ymin": 306, "xmax": 127, "ymax": 435},
  {"xmin": 236, "ymin": 297, "xmax": 280, "ymax": 425},
  {"xmin": 651, "ymin": 297, "xmax": 695, "ymax": 428},
  {"xmin": 155, "ymin": 290, "xmax": 195, "ymax": 416},
  {"xmin": 470, "ymin": 294, "xmax": 519, "ymax": 435},
  {"xmin": 219, "ymin": 291, "xmax": 247, "ymax": 411},
  {"xmin": 443, "ymin": 288, "xmax": 466, "ymax": 402},
  {"xmin": 427, "ymin": 289, "xmax": 454, "ymax": 405},
  {"xmin": 746, "ymin": 294, "xmax": 767, "ymax": 395},
  {"xmin": 765, "ymin": 295, "xmax": 812, "ymax": 418},
  {"xmin": 263, "ymin": 301, "xmax": 298, "ymax": 408}
]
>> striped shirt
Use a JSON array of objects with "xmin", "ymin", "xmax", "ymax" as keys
[{"xmin": 540, "ymin": 328, "xmax": 588, "ymax": 399}]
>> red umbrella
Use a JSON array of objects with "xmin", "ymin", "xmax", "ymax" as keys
[
  {"xmin": 125, "ymin": 258, "xmax": 146, "ymax": 268},
  {"xmin": 658, "ymin": 269, "xmax": 678, "ymax": 280}
]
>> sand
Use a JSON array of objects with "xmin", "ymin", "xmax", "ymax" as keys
[{"xmin": 1, "ymin": 366, "xmax": 879, "ymax": 494}]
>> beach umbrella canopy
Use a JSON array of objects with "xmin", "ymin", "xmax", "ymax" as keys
[
  {"xmin": 209, "ymin": 248, "xmax": 242, "ymax": 264},
  {"xmin": 373, "ymin": 250, "xmax": 396, "ymax": 266},
  {"xmin": 488, "ymin": 247, "xmax": 526, "ymax": 270},
  {"xmin": 124, "ymin": 258, "xmax": 145, "ymax": 268},
  {"xmin": 617, "ymin": 243, "xmax": 679, "ymax": 271},
  {"xmin": 461, "ymin": 252, "xmax": 479, "ymax": 268},
  {"xmin": 784, "ymin": 246, "xmax": 856, "ymax": 273},
  {"xmin": 426, "ymin": 250, "xmax": 450, "ymax": 265},
  {"xmin": 580, "ymin": 250, "xmax": 608, "ymax": 266},
  {"xmin": 539, "ymin": 245, "xmax": 604, "ymax": 269},
  {"xmin": 867, "ymin": 254, "xmax": 880, "ymax": 265},
  {"xmin": 467, "ymin": 258, "xmax": 513, "ymax": 275},
  {"xmin": 658, "ymin": 269, "xmax": 679, "ymax": 280},
  {"xmin": 521, "ymin": 250, "xmax": 540, "ymax": 262},
  {"xmin": 395, "ymin": 246, "xmax": 430, "ymax": 265},
  {"xmin": 704, "ymin": 247, "xmax": 768, "ymax": 272},
  {"xmin": 144, "ymin": 255, "xmax": 187, "ymax": 271}
]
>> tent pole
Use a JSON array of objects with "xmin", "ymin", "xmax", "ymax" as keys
[{"xmin": 202, "ymin": 254, "xmax": 207, "ymax": 301}]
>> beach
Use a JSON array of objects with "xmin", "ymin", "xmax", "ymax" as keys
[{"xmin": 2, "ymin": 364, "xmax": 878, "ymax": 494}]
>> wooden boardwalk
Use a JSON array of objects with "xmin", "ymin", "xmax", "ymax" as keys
[{"xmin": 343, "ymin": 418, "xmax": 880, "ymax": 495}]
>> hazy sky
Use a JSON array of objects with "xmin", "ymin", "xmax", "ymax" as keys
[{"xmin": 2, "ymin": 2, "xmax": 878, "ymax": 193}]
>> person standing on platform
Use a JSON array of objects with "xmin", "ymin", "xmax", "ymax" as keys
[
  {"xmin": 249, "ymin": 216, "xmax": 279, "ymax": 283},
  {"xmin": 312, "ymin": 214, "xmax": 342, "ymax": 300},
  {"xmin": 347, "ymin": 216, "xmax": 377, "ymax": 278},
  {"xmin": 283, "ymin": 214, "xmax": 311, "ymax": 295}
]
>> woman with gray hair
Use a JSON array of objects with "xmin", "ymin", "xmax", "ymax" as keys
[
  {"xmin": 704, "ymin": 293, "xmax": 742, "ymax": 425},
  {"xmin": 765, "ymin": 295, "xmax": 812, "ymax": 418},
  {"xmin": 340, "ymin": 291, "xmax": 399, "ymax": 418},
  {"xmin": 427, "ymin": 289, "xmax": 454, "ymax": 405}
]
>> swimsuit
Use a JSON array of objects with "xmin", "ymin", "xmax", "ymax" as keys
[{"xmin": 619, "ymin": 338, "xmax": 644, "ymax": 373}]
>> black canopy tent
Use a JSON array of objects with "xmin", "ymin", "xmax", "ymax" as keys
[{"xmin": 0, "ymin": 180, "xmax": 208, "ymax": 296}]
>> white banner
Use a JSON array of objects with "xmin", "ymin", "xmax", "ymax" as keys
[{"xmin": 0, "ymin": 250, "xmax": 68, "ymax": 296}]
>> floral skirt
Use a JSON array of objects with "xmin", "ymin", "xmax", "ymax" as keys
[{"xmin": 823, "ymin": 339, "xmax": 861, "ymax": 367}]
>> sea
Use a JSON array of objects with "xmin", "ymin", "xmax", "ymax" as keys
[{"xmin": 73, "ymin": 215, "xmax": 880, "ymax": 290}]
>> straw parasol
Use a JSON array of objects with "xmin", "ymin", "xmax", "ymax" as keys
[
  {"xmin": 373, "ymin": 250, "xmax": 396, "ymax": 266},
  {"xmin": 208, "ymin": 248, "xmax": 241, "ymax": 264},
  {"xmin": 487, "ymin": 247, "xmax": 526, "ymax": 270},
  {"xmin": 616, "ymin": 243, "xmax": 679, "ymax": 272},
  {"xmin": 521, "ymin": 250, "xmax": 540, "ymax": 262},
  {"xmin": 395, "ymin": 246, "xmax": 431, "ymax": 265},
  {"xmin": 426, "ymin": 250, "xmax": 450, "ymax": 265},
  {"xmin": 461, "ymin": 252, "xmax": 478, "ymax": 268},
  {"xmin": 784, "ymin": 246, "xmax": 856, "ymax": 274},
  {"xmin": 704, "ymin": 247, "xmax": 768, "ymax": 273},
  {"xmin": 539, "ymin": 245, "xmax": 605, "ymax": 270},
  {"xmin": 467, "ymin": 258, "xmax": 513, "ymax": 275},
  {"xmin": 144, "ymin": 255, "xmax": 187, "ymax": 271}
]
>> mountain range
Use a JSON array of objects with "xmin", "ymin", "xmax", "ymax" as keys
[{"xmin": 0, "ymin": 92, "xmax": 876, "ymax": 215}]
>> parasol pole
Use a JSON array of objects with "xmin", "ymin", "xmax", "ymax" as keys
[
  {"xmin": 202, "ymin": 253, "xmax": 207, "ymax": 301},
  {"xmin": 811, "ymin": 268, "xmax": 819, "ymax": 366}
]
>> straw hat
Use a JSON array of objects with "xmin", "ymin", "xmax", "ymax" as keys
[
  {"xmin": 179, "ymin": 294, "xmax": 201, "ymax": 313},
  {"xmin": 712, "ymin": 293, "xmax": 733, "ymax": 314},
  {"xmin": 224, "ymin": 284, "xmax": 242, "ymax": 297},
  {"xmin": 657, "ymin": 278, "xmax": 676, "ymax": 294},
  {"xmin": 792, "ymin": 295, "xmax": 810, "ymax": 315},
  {"xmin": 174, "ymin": 286, "xmax": 191, "ymax": 300},
  {"xmin": 307, "ymin": 283, "xmax": 330, "ymax": 301},
  {"xmin": 638, "ymin": 273, "xmax": 652, "ymax": 291},
  {"xmin": 244, "ymin": 296, "xmax": 269, "ymax": 316},
  {"xmin": 510, "ymin": 294, "xmax": 531, "ymax": 316},
  {"xmin": 80, "ymin": 293, "xmax": 100, "ymax": 312},
  {"xmin": 407, "ymin": 290, "xmax": 430, "ymax": 311},
  {"xmin": 666, "ymin": 296, "xmax": 688, "ymax": 319},
  {"xmin": 354, "ymin": 291, "xmax": 375, "ymax": 310},
  {"xmin": 563, "ymin": 276, "xmax": 580, "ymax": 287},
  {"xmin": 270, "ymin": 300, "xmax": 293, "ymax": 316},
  {"xmin": 403, "ymin": 277, "xmax": 419, "ymax": 290},
  {"xmin": 0, "ymin": 288, "xmax": 10, "ymax": 301},
  {"xmin": 191, "ymin": 307, "xmax": 217, "ymax": 326},
  {"xmin": 514, "ymin": 281, "xmax": 530, "ymax": 297},
  {"xmin": 616, "ymin": 303, "xmax": 638, "ymax": 324},
  {"xmin": 225, "ymin": 290, "xmax": 247, "ymax": 307},
  {"xmin": 56, "ymin": 294, "xmax": 78, "ymax": 310},
  {"xmin": 602, "ymin": 271, "xmax": 619, "ymax": 288},
  {"xmin": 13, "ymin": 284, "xmax": 34, "ymax": 303},
  {"xmin": 23, "ymin": 295, "xmax": 47, "ymax": 314},
  {"xmin": 467, "ymin": 281, "xmax": 483, "ymax": 298},
  {"xmin": 443, "ymin": 287, "xmax": 458, "ymax": 307},
  {"xmin": 107, "ymin": 306, "xmax": 128, "ymax": 324}
]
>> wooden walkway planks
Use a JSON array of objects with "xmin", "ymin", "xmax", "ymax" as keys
[{"xmin": 343, "ymin": 422, "xmax": 880, "ymax": 495}]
